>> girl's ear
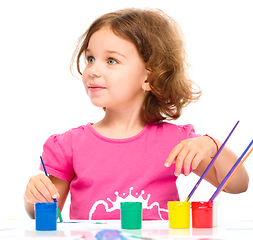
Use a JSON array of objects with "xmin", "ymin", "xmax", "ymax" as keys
[
  {"xmin": 142, "ymin": 81, "xmax": 151, "ymax": 92},
  {"xmin": 142, "ymin": 70, "xmax": 152, "ymax": 92}
]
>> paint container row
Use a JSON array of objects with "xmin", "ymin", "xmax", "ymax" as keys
[{"xmin": 34, "ymin": 201, "xmax": 216, "ymax": 231}]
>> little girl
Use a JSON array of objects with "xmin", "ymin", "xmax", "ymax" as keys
[{"xmin": 24, "ymin": 8, "xmax": 249, "ymax": 220}]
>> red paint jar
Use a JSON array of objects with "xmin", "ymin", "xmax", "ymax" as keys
[{"xmin": 191, "ymin": 201, "xmax": 213, "ymax": 228}]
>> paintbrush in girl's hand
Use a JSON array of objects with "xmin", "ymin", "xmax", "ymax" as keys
[
  {"xmin": 185, "ymin": 120, "xmax": 239, "ymax": 202},
  {"xmin": 40, "ymin": 156, "xmax": 63, "ymax": 222}
]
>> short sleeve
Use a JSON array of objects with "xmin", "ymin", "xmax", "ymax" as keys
[
  {"xmin": 178, "ymin": 124, "xmax": 201, "ymax": 141},
  {"xmin": 40, "ymin": 132, "xmax": 75, "ymax": 182}
]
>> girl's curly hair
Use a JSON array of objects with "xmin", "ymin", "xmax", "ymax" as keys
[{"xmin": 71, "ymin": 8, "xmax": 202, "ymax": 124}]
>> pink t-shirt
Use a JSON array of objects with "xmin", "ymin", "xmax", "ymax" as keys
[{"xmin": 40, "ymin": 122, "xmax": 200, "ymax": 220}]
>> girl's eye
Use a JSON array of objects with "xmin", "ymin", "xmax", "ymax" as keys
[
  {"xmin": 108, "ymin": 58, "xmax": 118, "ymax": 65},
  {"xmin": 87, "ymin": 57, "xmax": 95, "ymax": 64}
]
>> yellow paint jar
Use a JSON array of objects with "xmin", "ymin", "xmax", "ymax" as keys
[{"xmin": 168, "ymin": 201, "xmax": 190, "ymax": 229}]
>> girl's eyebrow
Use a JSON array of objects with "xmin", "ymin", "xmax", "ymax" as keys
[
  {"xmin": 106, "ymin": 50, "xmax": 127, "ymax": 59},
  {"xmin": 85, "ymin": 48, "xmax": 126, "ymax": 59}
]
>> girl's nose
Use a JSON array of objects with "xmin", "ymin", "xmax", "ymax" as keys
[{"xmin": 87, "ymin": 64, "xmax": 101, "ymax": 78}]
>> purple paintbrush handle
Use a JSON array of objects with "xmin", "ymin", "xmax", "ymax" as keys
[{"xmin": 186, "ymin": 120, "xmax": 239, "ymax": 202}]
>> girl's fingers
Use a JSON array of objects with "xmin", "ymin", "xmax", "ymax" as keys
[
  {"xmin": 40, "ymin": 175, "xmax": 60, "ymax": 200},
  {"xmin": 25, "ymin": 174, "xmax": 59, "ymax": 204},
  {"xmin": 165, "ymin": 138, "xmax": 212, "ymax": 176},
  {"xmin": 180, "ymin": 150, "xmax": 196, "ymax": 176},
  {"xmin": 191, "ymin": 151, "xmax": 208, "ymax": 170},
  {"xmin": 35, "ymin": 179, "xmax": 55, "ymax": 202},
  {"xmin": 172, "ymin": 145, "xmax": 190, "ymax": 176},
  {"xmin": 25, "ymin": 183, "xmax": 49, "ymax": 204},
  {"xmin": 164, "ymin": 144, "xmax": 183, "ymax": 168},
  {"xmin": 30, "ymin": 185, "xmax": 50, "ymax": 203}
]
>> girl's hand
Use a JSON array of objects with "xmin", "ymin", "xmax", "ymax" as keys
[
  {"xmin": 164, "ymin": 136, "xmax": 217, "ymax": 176},
  {"xmin": 24, "ymin": 173, "xmax": 60, "ymax": 204}
]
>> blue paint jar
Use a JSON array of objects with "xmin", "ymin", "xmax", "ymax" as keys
[{"xmin": 35, "ymin": 202, "xmax": 57, "ymax": 231}]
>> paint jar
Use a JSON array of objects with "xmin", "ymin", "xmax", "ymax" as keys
[
  {"xmin": 168, "ymin": 201, "xmax": 190, "ymax": 229},
  {"xmin": 120, "ymin": 202, "xmax": 142, "ymax": 229},
  {"xmin": 191, "ymin": 201, "xmax": 213, "ymax": 228},
  {"xmin": 35, "ymin": 202, "xmax": 57, "ymax": 231}
]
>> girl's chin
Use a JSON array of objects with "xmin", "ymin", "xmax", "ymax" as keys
[{"xmin": 90, "ymin": 101, "xmax": 106, "ymax": 108}]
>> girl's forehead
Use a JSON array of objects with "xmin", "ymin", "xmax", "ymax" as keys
[
  {"xmin": 87, "ymin": 27, "xmax": 137, "ymax": 54},
  {"xmin": 89, "ymin": 27, "xmax": 121, "ymax": 44}
]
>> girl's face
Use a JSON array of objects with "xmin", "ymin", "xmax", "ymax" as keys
[{"xmin": 82, "ymin": 27, "xmax": 150, "ymax": 111}]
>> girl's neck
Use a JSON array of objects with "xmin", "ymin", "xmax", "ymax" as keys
[{"xmin": 92, "ymin": 109, "xmax": 147, "ymax": 139}]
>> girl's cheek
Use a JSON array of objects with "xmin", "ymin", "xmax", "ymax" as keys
[
  {"xmin": 82, "ymin": 70, "xmax": 88, "ymax": 84},
  {"xmin": 81, "ymin": 77, "xmax": 89, "ymax": 94}
]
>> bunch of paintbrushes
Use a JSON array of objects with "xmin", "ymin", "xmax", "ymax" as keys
[{"xmin": 185, "ymin": 120, "xmax": 253, "ymax": 202}]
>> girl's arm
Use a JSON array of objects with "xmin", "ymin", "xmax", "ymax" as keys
[
  {"xmin": 193, "ymin": 138, "xmax": 249, "ymax": 193},
  {"xmin": 165, "ymin": 136, "xmax": 249, "ymax": 193},
  {"xmin": 24, "ymin": 174, "xmax": 70, "ymax": 219}
]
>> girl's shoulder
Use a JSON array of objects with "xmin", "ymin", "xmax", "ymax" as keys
[
  {"xmin": 45, "ymin": 123, "xmax": 92, "ymax": 143},
  {"xmin": 150, "ymin": 121, "xmax": 196, "ymax": 132},
  {"xmin": 148, "ymin": 121, "xmax": 200, "ymax": 140}
]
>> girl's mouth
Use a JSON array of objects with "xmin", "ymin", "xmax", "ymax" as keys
[{"xmin": 88, "ymin": 84, "xmax": 106, "ymax": 92}]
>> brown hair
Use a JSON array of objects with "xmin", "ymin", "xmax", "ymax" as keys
[{"xmin": 71, "ymin": 8, "xmax": 201, "ymax": 124}]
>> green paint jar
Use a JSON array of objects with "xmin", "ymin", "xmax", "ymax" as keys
[{"xmin": 120, "ymin": 202, "xmax": 142, "ymax": 229}]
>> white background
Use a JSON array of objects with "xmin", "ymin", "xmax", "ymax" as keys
[{"xmin": 0, "ymin": 0, "xmax": 252, "ymax": 224}]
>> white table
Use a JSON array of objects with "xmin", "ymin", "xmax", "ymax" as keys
[{"xmin": 0, "ymin": 219, "xmax": 253, "ymax": 239}]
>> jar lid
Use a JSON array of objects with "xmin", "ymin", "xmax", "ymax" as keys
[
  {"xmin": 120, "ymin": 202, "xmax": 142, "ymax": 210},
  {"xmin": 35, "ymin": 202, "xmax": 58, "ymax": 211}
]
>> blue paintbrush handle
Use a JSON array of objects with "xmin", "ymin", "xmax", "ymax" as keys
[
  {"xmin": 40, "ymin": 156, "xmax": 48, "ymax": 176},
  {"xmin": 40, "ymin": 156, "xmax": 63, "ymax": 222}
]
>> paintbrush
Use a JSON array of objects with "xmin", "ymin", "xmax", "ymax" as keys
[
  {"xmin": 185, "ymin": 120, "xmax": 239, "ymax": 202},
  {"xmin": 209, "ymin": 140, "xmax": 253, "ymax": 201},
  {"xmin": 40, "ymin": 156, "xmax": 63, "ymax": 222}
]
